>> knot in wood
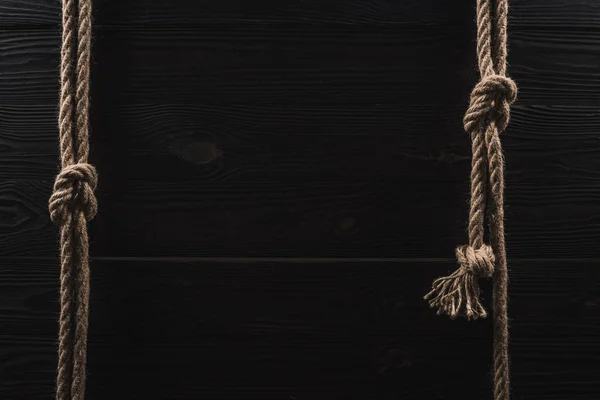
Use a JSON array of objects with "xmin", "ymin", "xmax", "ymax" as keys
[
  {"xmin": 49, "ymin": 163, "xmax": 98, "ymax": 224},
  {"xmin": 463, "ymin": 74, "xmax": 517, "ymax": 134},
  {"xmin": 455, "ymin": 244, "xmax": 495, "ymax": 278}
]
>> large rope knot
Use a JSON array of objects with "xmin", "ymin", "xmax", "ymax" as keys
[
  {"xmin": 455, "ymin": 244, "xmax": 495, "ymax": 278},
  {"xmin": 463, "ymin": 74, "xmax": 517, "ymax": 134},
  {"xmin": 49, "ymin": 163, "xmax": 98, "ymax": 224},
  {"xmin": 424, "ymin": 244, "xmax": 496, "ymax": 320}
]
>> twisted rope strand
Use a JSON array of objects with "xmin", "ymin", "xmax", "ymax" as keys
[
  {"xmin": 51, "ymin": 0, "xmax": 96, "ymax": 399},
  {"xmin": 493, "ymin": 0, "xmax": 508, "ymax": 76},
  {"xmin": 58, "ymin": 0, "xmax": 76, "ymax": 169},
  {"xmin": 56, "ymin": 215, "xmax": 75, "ymax": 400},
  {"xmin": 55, "ymin": 0, "xmax": 77, "ymax": 398},
  {"xmin": 466, "ymin": 124, "xmax": 488, "ymax": 250},
  {"xmin": 486, "ymin": 123, "xmax": 511, "ymax": 400},
  {"xmin": 424, "ymin": 1, "xmax": 516, "ymax": 399},
  {"xmin": 70, "ymin": 1, "xmax": 93, "ymax": 398},
  {"xmin": 75, "ymin": 0, "xmax": 92, "ymax": 164},
  {"xmin": 476, "ymin": 0, "xmax": 494, "ymax": 77}
]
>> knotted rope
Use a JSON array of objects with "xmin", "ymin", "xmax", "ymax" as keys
[
  {"xmin": 49, "ymin": 0, "xmax": 96, "ymax": 398},
  {"xmin": 424, "ymin": 0, "xmax": 516, "ymax": 399}
]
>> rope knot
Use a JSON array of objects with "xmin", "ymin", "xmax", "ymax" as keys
[
  {"xmin": 455, "ymin": 244, "xmax": 495, "ymax": 278},
  {"xmin": 424, "ymin": 244, "xmax": 496, "ymax": 320},
  {"xmin": 463, "ymin": 74, "xmax": 517, "ymax": 134},
  {"xmin": 49, "ymin": 163, "xmax": 98, "ymax": 224}
]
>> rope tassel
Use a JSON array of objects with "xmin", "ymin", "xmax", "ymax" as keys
[
  {"xmin": 424, "ymin": 1, "xmax": 516, "ymax": 399},
  {"xmin": 425, "ymin": 244, "xmax": 494, "ymax": 320}
]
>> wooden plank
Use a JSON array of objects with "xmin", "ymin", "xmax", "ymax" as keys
[
  {"xmin": 90, "ymin": 179, "xmax": 600, "ymax": 258},
  {"xmin": 1, "ymin": 0, "xmax": 599, "ymax": 28},
  {"xmin": 1, "ymin": 101, "xmax": 598, "ymax": 260},
  {"xmin": 511, "ymin": 30, "xmax": 600, "ymax": 106},
  {"xmin": 1, "ymin": 27, "xmax": 599, "ymax": 106},
  {"xmin": 91, "ymin": 103, "xmax": 600, "ymax": 183},
  {"xmin": 1, "ymin": 258, "xmax": 599, "ymax": 399},
  {"xmin": 0, "ymin": 105, "xmax": 57, "ymax": 181},
  {"xmin": 0, "ymin": 30, "xmax": 58, "ymax": 105},
  {"xmin": 0, "ymin": 27, "xmax": 472, "ymax": 105},
  {"xmin": 0, "ymin": 0, "xmax": 472, "ymax": 27},
  {"xmin": 0, "ymin": 181, "xmax": 55, "ymax": 257},
  {"xmin": 0, "ymin": 0, "xmax": 58, "ymax": 26},
  {"xmin": 2, "ymin": 102, "xmax": 600, "ymax": 183},
  {"xmin": 2, "ymin": 104, "xmax": 599, "ymax": 259},
  {"xmin": 2, "ymin": 177, "xmax": 600, "ymax": 258},
  {"xmin": 511, "ymin": 0, "xmax": 600, "ymax": 28},
  {"xmin": 91, "ymin": 26, "xmax": 600, "ymax": 106}
]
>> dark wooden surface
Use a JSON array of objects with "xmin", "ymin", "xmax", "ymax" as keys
[
  {"xmin": 2, "ymin": 258, "xmax": 600, "ymax": 399},
  {"xmin": 0, "ymin": 0, "xmax": 599, "ymax": 399}
]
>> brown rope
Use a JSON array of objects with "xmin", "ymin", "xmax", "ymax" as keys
[
  {"xmin": 424, "ymin": 0, "xmax": 516, "ymax": 399},
  {"xmin": 49, "ymin": 0, "xmax": 96, "ymax": 399}
]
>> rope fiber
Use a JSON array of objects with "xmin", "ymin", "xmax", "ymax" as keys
[
  {"xmin": 49, "ymin": 0, "xmax": 96, "ymax": 398},
  {"xmin": 424, "ymin": 1, "xmax": 516, "ymax": 399}
]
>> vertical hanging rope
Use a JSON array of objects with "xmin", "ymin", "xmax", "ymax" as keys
[
  {"xmin": 424, "ymin": 0, "xmax": 516, "ymax": 399},
  {"xmin": 49, "ymin": 0, "xmax": 96, "ymax": 399}
]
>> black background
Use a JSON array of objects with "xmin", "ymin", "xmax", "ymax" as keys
[{"xmin": 1, "ymin": 0, "xmax": 599, "ymax": 399}]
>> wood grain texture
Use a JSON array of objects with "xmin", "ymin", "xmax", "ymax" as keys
[
  {"xmin": 1, "ymin": 0, "xmax": 599, "ymax": 28},
  {"xmin": 1, "ymin": 25, "xmax": 599, "ymax": 106},
  {"xmin": 3, "ymin": 176, "xmax": 600, "ymax": 259},
  {"xmin": 89, "ymin": 26, "xmax": 600, "ymax": 106},
  {"xmin": 2, "ymin": 101, "xmax": 600, "ymax": 183},
  {"xmin": 92, "ymin": 103, "xmax": 600, "ymax": 183},
  {"xmin": 0, "ymin": 181, "xmax": 55, "ymax": 257},
  {"xmin": 90, "ymin": 178, "xmax": 600, "ymax": 258},
  {"xmin": 2, "ymin": 102, "xmax": 599, "ymax": 259},
  {"xmin": 1, "ymin": 258, "xmax": 599, "ymax": 399},
  {"xmin": 0, "ymin": 0, "xmax": 598, "ymax": 398}
]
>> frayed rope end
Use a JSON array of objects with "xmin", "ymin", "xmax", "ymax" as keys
[{"xmin": 424, "ymin": 244, "xmax": 495, "ymax": 321}]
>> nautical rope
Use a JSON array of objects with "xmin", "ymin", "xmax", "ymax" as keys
[
  {"xmin": 424, "ymin": 1, "xmax": 516, "ymax": 399},
  {"xmin": 49, "ymin": 0, "xmax": 96, "ymax": 398}
]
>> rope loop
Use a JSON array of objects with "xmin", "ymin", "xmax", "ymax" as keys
[
  {"xmin": 464, "ymin": 74, "xmax": 517, "ymax": 134},
  {"xmin": 49, "ymin": 163, "xmax": 98, "ymax": 225}
]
